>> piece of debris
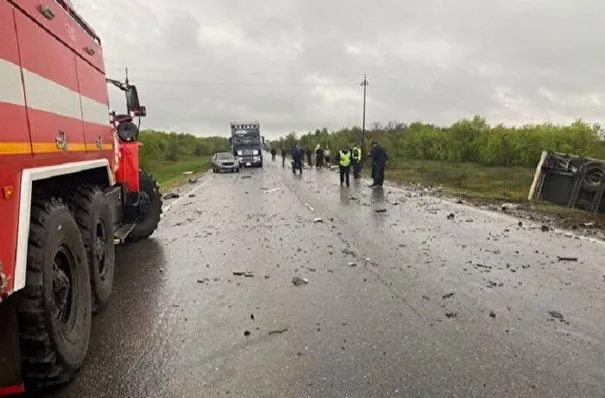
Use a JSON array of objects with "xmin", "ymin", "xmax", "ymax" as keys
[
  {"xmin": 250, "ymin": 314, "xmax": 255, "ymax": 320},
  {"xmin": 244, "ymin": 272, "xmax": 254, "ymax": 278},
  {"xmin": 541, "ymin": 225, "xmax": 550, "ymax": 232},
  {"xmin": 548, "ymin": 310, "xmax": 564, "ymax": 320},
  {"xmin": 188, "ymin": 177, "xmax": 198, "ymax": 184},
  {"xmin": 313, "ymin": 217, "xmax": 324, "ymax": 223},
  {"xmin": 240, "ymin": 175, "xmax": 252, "ymax": 179},
  {"xmin": 445, "ymin": 312, "xmax": 458, "ymax": 318},
  {"xmin": 188, "ymin": 194, "xmax": 196, "ymax": 198},
  {"xmin": 163, "ymin": 192, "xmax": 179, "ymax": 200},
  {"xmin": 582, "ymin": 222, "xmax": 595, "ymax": 227},
  {"xmin": 442, "ymin": 293, "xmax": 455, "ymax": 299},
  {"xmin": 244, "ymin": 330, "xmax": 251, "ymax": 337},
  {"xmin": 500, "ymin": 203, "xmax": 519, "ymax": 211},
  {"xmin": 307, "ymin": 267, "xmax": 317, "ymax": 272},
  {"xmin": 291, "ymin": 276, "xmax": 309, "ymax": 286},
  {"xmin": 183, "ymin": 170, "xmax": 194, "ymax": 175},
  {"xmin": 232, "ymin": 271, "xmax": 248, "ymax": 276},
  {"xmin": 268, "ymin": 328, "xmax": 289, "ymax": 335},
  {"xmin": 557, "ymin": 256, "xmax": 578, "ymax": 262},
  {"xmin": 447, "ymin": 213, "xmax": 455, "ymax": 220},
  {"xmin": 474, "ymin": 263, "xmax": 492, "ymax": 270},
  {"xmin": 375, "ymin": 208, "xmax": 387, "ymax": 213},
  {"xmin": 518, "ymin": 221, "xmax": 523, "ymax": 227},
  {"xmin": 264, "ymin": 275, "xmax": 271, "ymax": 279},
  {"xmin": 347, "ymin": 262, "xmax": 357, "ymax": 267},
  {"xmin": 489, "ymin": 311, "xmax": 496, "ymax": 318}
]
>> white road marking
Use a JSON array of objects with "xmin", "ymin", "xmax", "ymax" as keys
[{"xmin": 161, "ymin": 173, "xmax": 212, "ymax": 216}]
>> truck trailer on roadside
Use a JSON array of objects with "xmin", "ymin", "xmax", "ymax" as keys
[
  {"xmin": 229, "ymin": 121, "xmax": 265, "ymax": 168},
  {"xmin": 0, "ymin": 1, "xmax": 162, "ymax": 394}
]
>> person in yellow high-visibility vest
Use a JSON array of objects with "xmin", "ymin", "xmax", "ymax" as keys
[
  {"xmin": 351, "ymin": 143, "xmax": 362, "ymax": 179},
  {"xmin": 336, "ymin": 146, "xmax": 352, "ymax": 187}
]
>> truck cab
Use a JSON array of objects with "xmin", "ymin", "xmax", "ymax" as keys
[{"xmin": 229, "ymin": 121, "xmax": 265, "ymax": 168}]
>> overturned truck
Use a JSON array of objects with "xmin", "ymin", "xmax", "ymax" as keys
[{"xmin": 529, "ymin": 151, "xmax": 605, "ymax": 213}]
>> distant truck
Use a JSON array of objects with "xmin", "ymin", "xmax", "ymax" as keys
[{"xmin": 229, "ymin": 121, "xmax": 265, "ymax": 168}]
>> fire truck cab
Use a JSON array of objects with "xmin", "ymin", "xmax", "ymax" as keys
[{"xmin": 0, "ymin": 1, "xmax": 162, "ymax": 394}]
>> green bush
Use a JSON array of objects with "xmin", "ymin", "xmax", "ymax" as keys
[
  {"xmin": 138, "ymin": 130, "xmax": 230, "ymax": 169},
  {"xmin": 268, "ymin": 117, "xmax": 605, "ymax": 168}
]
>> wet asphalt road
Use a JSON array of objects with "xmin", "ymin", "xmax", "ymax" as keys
[{"xmin": 42, "ymin": 157, "xmax": 605, "ymax": 398}]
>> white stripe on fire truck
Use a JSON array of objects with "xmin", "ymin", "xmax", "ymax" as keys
[
  {"xmin": 0, "ymin": 57, "xmax": 26, "ymax": 106},
  {"xmin": 0, "ymin": 58, "xmax": 109, "ymax": 125}
]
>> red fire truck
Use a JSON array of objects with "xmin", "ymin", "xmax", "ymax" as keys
[{"xmin": 0, "ymin": 0, "xmax": 163, "ymax": 394}]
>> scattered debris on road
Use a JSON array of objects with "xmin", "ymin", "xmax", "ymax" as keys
[
  {"xmin": 442, "ymin": 293, "xmax": 455, "ymax": 299},
  {"xmin": 244, "ymin": 330, "xmax": 251, "ymax": 337},
  {"xmin": 375, "ymin": 208, "xmax": 387, "ymax": 213},
  {"xmin": 163, "ymin": 192, "xmax": 180, "ymax": 200},
  {"xmin": 445, "ymin": 312, "xmax": 458, "ymax": 318},
  {"xmin": 348, "ymin": 262, "xmax": 357, "ymax": 267},
  {"xmin": 188, "ymin": 193, "xmax": 196, "ymax": 198},
  {"xmin": 268, "ymin": 328, "xmax": 289, "ymax": 335},
  {"xmin": 188, "ymin": 177, "xmax": 198, "ymax": 184},
  {"xmin": 250, "ymin": 314, "xmax": 255, "ymax": 320},
  {"xmin": 182, "ymin": 171, "xmax": 193, "ymax": 175},
  {"xmin": 447, "ymin": 213, "xmax": 455, "ymax": 220},
  {"xmin": 233, "ymin": 271, "xmax": 254, "ymax": 277},
  {"xmin": 557, "ymin": 256, "xmax": 578, "ymax": 262},
  {"xmin": 313, "ymin": 217, "xmax": 324, "ymax": 223},
  {"xmin": 240, "ymin": 175, "xmax": 252, "ymax": 179},
  {"xmin": 489, "ymin": 311, "xmax": 496, "ymax": 318},
  {"xmin": 292, "ymin": 276, "xmax": 309, "ymax": 286},
  {"xmin": 541, "ymin": 225, "xmax": 550, "ymax": 232}
]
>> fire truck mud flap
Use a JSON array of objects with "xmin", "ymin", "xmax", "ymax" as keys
[{"xmin": 0, "ymin": 298, "xmax": 24, "ymax": 395}]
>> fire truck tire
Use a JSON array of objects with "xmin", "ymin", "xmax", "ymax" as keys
[
  {"xmin": 128, "ymin": 170, "xmax": 162, "ymax": 241},
  {"xmin": 16, "ymin": 197, "xmax": 92, "ymax": 390},
  {"xmin": 68, "ymin": 186, "xmax": 115, "ymax": 313}
]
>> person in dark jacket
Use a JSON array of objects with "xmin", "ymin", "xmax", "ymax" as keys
[
  {"xmin": 281, "ymin": 148, "xmax": 287, "ymax": 167},
  {"xmin": 291, "ymin": 143, "xmax": 303, "ymax": 174},
  {"xmin": 271, "ymin": 147, "xmax": 277, "ymax": 161},
  {"xmin": 306, "ymin": 147, "xmax": 313, "ymax": 167},
  {"xmin": 315, "ymin": 144, "xmax": 324, "ymax": 168},
  {"xmin": 369, "ymin": 141, "xmax": 388, "ymax": 187}
]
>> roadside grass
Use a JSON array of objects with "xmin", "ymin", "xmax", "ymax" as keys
[
  {"xmin": 365, "ymin": 159, "xmax": 535, "ymax": 201},
  {"xmin": 363, "ymin": 158, "xmax": 604, "ymax": 226},
  {"xmin": 143, "ymin": 156, "xmax": 212, "ymax": 192}
]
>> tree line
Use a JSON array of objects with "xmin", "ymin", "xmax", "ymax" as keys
[
  {"xmin": 138, "ymin": 130, "xmax": 230, "ymax": 169},
  {"xmin": 267, "ymin": 116, "xmax": 605, "ymax": 168}
]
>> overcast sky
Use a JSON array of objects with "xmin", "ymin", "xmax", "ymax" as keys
[{"xmin": 73, "ymin": 0, "xmax": 605, "ymax": 138}]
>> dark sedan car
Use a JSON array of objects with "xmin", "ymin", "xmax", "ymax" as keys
[{"xmin": 212, "ymin": 152, "xmax": 240, "ymax": 173}]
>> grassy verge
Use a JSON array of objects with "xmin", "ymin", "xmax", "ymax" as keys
[
  {"xmin": 370, "ymin": 159, "xmax": 535, "ymax": 201},
  {"xmin": 143, "ymin": 156, "xmax": 212, "ymax": 192},
  {"xmin": 374, "ymin": 158, "xmax": 605, "ymax": 228}
]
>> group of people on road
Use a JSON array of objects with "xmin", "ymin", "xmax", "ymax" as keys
[{"xmin": 274, "ymin": 140, "xmax": 388, "ymax": 188}]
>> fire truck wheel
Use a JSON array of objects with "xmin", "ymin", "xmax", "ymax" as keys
[
  {"xmin": 68, "ymin": 186, "xmax": 115, "ymax": 313},
  {"xmin": 16, "ymin": 197, "xmax": 92, "ymax": 390},
  {"xmin": 128, "ymin": 170, "xmax": 162, "ymax": 241}
]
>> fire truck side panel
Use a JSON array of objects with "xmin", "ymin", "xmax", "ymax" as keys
[
  {"xmin": 14, "ymin": 11, "xmax": 88, "ymax": 155},
  {"xmin": 75, "ymin": 56, "xmax": 113, "ymax": 154},
  {"xmin": 12, "ymin": 0, "xmax": 105, "ymax": 73},
  {"xmin": 0, "ymin": 1, "xmax": 29, "ymax": 296}
]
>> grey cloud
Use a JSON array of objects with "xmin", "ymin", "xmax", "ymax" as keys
[{"xmin": 73, "ymin": 0, "xmax": 605, "ymax": 137}]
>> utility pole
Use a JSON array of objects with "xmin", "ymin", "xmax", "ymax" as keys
[{"xmin": 360, "ymin": 73, "xmax": 369, "ymax": 158}]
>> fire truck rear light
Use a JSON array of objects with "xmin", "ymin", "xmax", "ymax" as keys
[
  {"xmin": 2, "ymin": 187, "xmax": 14, "ymax": 199},
  {"xmin": 39, "ymin": 5, "xmax": 56, "ymax": 20}
]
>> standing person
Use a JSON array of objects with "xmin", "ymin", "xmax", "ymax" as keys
[
  {"xmin": 324, "ymin": 147, "xmax": 331, "ymax": 167},
  {"xmin": 306, "ymin": 147, "xmax": 313, "ymax": 167},
  {"xmin": 315, "ymin": 144, "xmax": 324, "ymax": 168},
  {"xmin": 369, "ymin": 141, "xmax": 388, "ymax": 187},
  {"xmin": 335, "ymin": 145, "xmax": 352, "ymax": 187},
  {"xmin": 281, "ymin": 147, "xmax": 287, "ymax": 167},
  {"xmin": 271, "ymin": 147, "xmax": 277, "ymax": 161},
  {"xmin": 351, "ymin": 143, "xmax": 362, "ymax": 179},
  {"xmin": 291, "ymin": 143, "xmax": 303, "ymax": 174}
]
